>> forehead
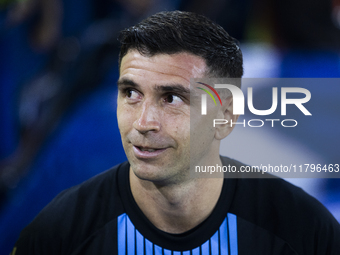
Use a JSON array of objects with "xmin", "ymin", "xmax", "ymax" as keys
[{"xmin": 119, "ymin": 50, "xmax": 207, "ymax": 85}]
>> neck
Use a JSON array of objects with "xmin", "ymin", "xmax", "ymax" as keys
[{"xmin": 130, "ymin": 163, "xmax": 224, "ymax": 234}]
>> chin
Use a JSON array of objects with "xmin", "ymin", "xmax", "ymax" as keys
[
  {"xmin": 131, "ymin": 163, "xmax": 165, "ymax": 181},
  {"xmin": 132, "ymin": 161, "xmax": 191, "ymax": 186}
]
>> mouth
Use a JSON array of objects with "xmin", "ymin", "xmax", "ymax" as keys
[
  {"xmin": 133, "ymin": 145, "xmax": 168, "ymax": 159},
  {"xmin": 137, "ymin": 146, "xmax": 159, "ymax": 152}
]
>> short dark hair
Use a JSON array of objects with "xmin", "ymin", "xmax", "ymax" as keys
[{"xmin": 118, "ymin": 11, "xmax": 243, "ymax": 78}]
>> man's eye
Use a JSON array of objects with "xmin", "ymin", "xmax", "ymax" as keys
[
  {"xmin": 165, "ymin": 94, "xmax": 183, "ymax": 104},
  {"xmin": 125, "ymin": 89, "xmax": 139, "ymax": 99}
]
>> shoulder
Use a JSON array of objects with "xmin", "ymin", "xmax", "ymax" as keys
[
  {"xmin": 40, "ymin": 161, "xmax": 128, "ymax": 221},
  {"xmin": 225, "ymin": 157, "xmax": 340, "ymax": 254},
  {"xmin": 15, "ymin": 161, "xmax": 129, "ymax": 254}
]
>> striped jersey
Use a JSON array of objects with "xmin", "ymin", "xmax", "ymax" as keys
[{"xmin": 14, "ymin": 157, "xmax": 340, "ymax": 254}]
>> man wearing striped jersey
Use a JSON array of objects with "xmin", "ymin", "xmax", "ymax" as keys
[{"xmin": 13, "ymin": 11, "xmax": 340, "ymax": 255}]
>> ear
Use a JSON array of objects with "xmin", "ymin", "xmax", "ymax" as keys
[{"xmin": 214, "ymin": 96, "xmax": 239, "ymax": 140}]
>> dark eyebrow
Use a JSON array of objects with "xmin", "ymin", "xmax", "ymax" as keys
[
  {"xmin": 117, "ymin": 78, "xmax": 139, "ymax": 89},
  {"xmin": 154, "ymin": 84, "xmax": 190, "ymax": 96},
  {"xmin": 117, "ymin": 78, "xmax": 191, "ymax": 96}
]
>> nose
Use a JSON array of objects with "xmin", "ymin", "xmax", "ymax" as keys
[{"xmin": 133, "ymin": 101, "xmax": 161, "ymax": 133}]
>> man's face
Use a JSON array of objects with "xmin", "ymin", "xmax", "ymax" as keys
[{"xmin": 117, "ymin": 50, "xmax": 215, "ymax": 184}]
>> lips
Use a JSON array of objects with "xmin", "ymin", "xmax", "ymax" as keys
[
  {"xmin": 138, "ymin": 147, "xmax": 158, "ymax": 152},
  {"xmin": 132, "ymin": 145, "xmax": 168, "ymax": 159}
]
